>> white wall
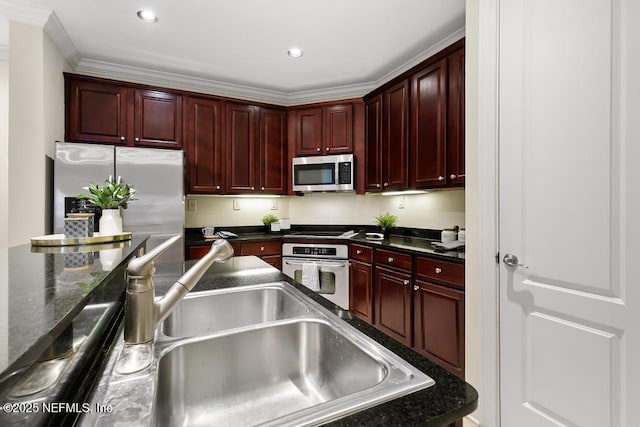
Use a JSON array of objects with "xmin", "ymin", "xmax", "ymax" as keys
[
  {"xmin": 7, "ymin": 22, "xmax": 69, "ymax": 246},
  {"xmin": 185, "ymin": 189, "xmax": 465, "ymax": 230},
  {"xmin": 0, "ymin": 58, "xmax": 8, "ymax": 368}
]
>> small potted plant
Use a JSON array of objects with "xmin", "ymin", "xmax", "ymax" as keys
[
  {"xmin": 374, "ymin": 212, "xmax": 398, "ymax": 238},
  {"xmin": 78, "ymin": 176, "xmax": 137, "ymax": 235},
  {"xmin": 261, "ymin": 213, "xmax": 279, "ymax": 233}
]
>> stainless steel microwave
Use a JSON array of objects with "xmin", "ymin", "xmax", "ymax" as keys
[{"xmin": 292, "ymin": 154, "xmax": 354, "ymax": 192}]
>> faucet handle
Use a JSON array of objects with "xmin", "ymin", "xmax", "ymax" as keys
[{"xmin": 127, "ymin": 235, "xmax": 181, "ymax": 278}]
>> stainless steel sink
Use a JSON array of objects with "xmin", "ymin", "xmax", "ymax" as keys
[
  {"xmin": 86, "ymin": 281, "xmax": 434, "ymax": 426},
  {"xmin": 162, "ymin": 283, "xmax": 310, "ymax": 337},
  {"xmin": 153, "ymin": 319, "xmax": 430, "ymax": 427}
]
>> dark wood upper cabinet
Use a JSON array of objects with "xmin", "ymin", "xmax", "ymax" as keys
[
  {"xmin": 187, "ymin": 97, "xmax": 223, "ymax": 194},
  {"xmin": 364, "ymin": 95, "xmax": 383, "ymax": 191},
  {"xmin": 323, "ymin": 104, "xmax": 353, "ymax": 154},
  {"xmin": 294, "ymin": 103, "xmax": 354, "ymax": 156},
  {"xmin": 226, "ymin": 102, "xmax": 257, "ymax": 193},
  {"xmin": 447, "ymin": 47, "xmax": 465, "ymax": 185},
  {"xmin": 411, "ymin": 59, "xmax": 448, "ymax": 188},
  {"xmin": 225, "ymin": 102, "xmax": 287, "ymax": 195},
  {"xmin": 133, "ymin": 89, "xmax": 184, "ymax": 149},
  {"xmin": 295, "ymin": 107, "xmax": 323, "ymax": 156},
  {"xmin": 259, "ymin": 108, "xmax": 287, "ymax": 193},
  {"xmin": 383, "ymin": 80, "xmax": 410, "ymax": 190},
  {"xmin": 66, "ymin": 79, "xmax": 128, "ymax": 145},
  {"xmin": 65, "ymin": 75, "xmax": 184, "ymax": 149}
]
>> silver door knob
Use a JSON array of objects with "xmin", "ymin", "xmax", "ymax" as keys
[
  {"xmin": 438, "ymin": 176, "xmax": 444, "ymax": 181},
  {"xmin": 503, "ymin": 253, "xmax": 528, "ymax": 268},
  {"xmin": 450, "ymin": 174, "xmax": 457, "ymax": 179},
  {"xmin": 376, "ymin": 184, "xmax": 381, "ymax": 188},
  {"xmin": 120, "ymin": 136, "xmax": 126, "ymax": 141},
  {"xmin": 403, "ymin": 280, "xmax": 409, "ymax": 286},
  {"xmin": 135, "ymin": 137, "xmax": 140, "ymax": 142},
  {"xmin": 216, "ymin": 185, "xmax": 220, "ymax": 190},
  {"xmin": 383, "ymin": 182, "xmax": 389, "ymax": 187},
  {"xmin": 261, "ymin": 186, "xmax": 265, "ymax": 191},
  {"xmin": 413, "ymin": 285, "xmax": 419, "ymax": 291},
  {"xmin": 326, "ymin": 147, "xmax": 330, "ymax": 151},
  {"xmin": 316, "ymin": 147, "xmax": 321, "ymax": 152}
]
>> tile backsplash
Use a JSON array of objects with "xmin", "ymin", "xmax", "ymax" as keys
[{"xmin": 185, "ymin": 188, "xmax": 465, "ymax": 231}]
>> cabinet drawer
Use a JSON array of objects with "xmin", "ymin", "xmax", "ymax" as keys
[
  {"xmin": 416, "ymin": 257, "xmax": 464, "ymax": 289},
  {"xmin": 350, "ymin": 244, "xmax": 373, "ymax": 263},
  {"xmin": 240, "ymin": 241, "xmax": 281, "ymax": 256},
  {"xmin": 375, "ymin": 249, "xmax": 412, "ymax": 272}
]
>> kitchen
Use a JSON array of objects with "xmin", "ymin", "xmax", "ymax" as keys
[{"xmin": 1, "ymin": 1, "xmax": 639, "ymax": 427}]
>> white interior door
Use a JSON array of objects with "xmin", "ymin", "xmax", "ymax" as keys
[{"xmin": 498, "ymin": 1, "xmax": 640, "ymax": 426}]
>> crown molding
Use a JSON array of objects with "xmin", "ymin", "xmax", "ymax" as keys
[
  {"xmin": 0, "ymin": 0, "xmax": 51, "ymax": 26},
  {"xmin": 70, "ymin": 26, "xmax": 464, "ymax": 106},
  {"xmin": 44, "ymin": 11, "xmax": 79, "ymax": 67},
  {"xmin": 0, "ymin": 44, "xmax": 7, "ymax": 60},
  {"xmin": 374, "ymin": 27, "xmax": 466, "ymax": 88}
]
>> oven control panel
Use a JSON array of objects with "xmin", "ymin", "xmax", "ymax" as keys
[
  {"xmin": 282, "ymin": 243, "xmax": 349, "ymax": 259},
  {"xmin": 292, "ymin": 247, "xmax": 336, "ymax": 256}
]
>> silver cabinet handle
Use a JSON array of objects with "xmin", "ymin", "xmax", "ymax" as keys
[
  {"xmin": 120, "ymin": 136, "xmax": 126, "ymax": 141},
  {"xmin": 316, "ymin": 147, "xmax": 321, "ymax": 152},
  {"xmin": 383, "ymin": 182, "xmax": 389, "ymax": 187},
  {"xmin": 503, "ymin": 253, "xmax": 528, "ymax": 268},
  {"xmin": 135, "ymin": 137, "xmax": 140, "ymax": 142},
  {"xmin": 326, "ymin": 147, "xmax": 330, "ymax": 151},
  {"xmin": 375, "ymin": 183, "xmax": 381, "ymax": 188},
  {"xmin": 356, "ymin": 249, "xmax": 362, "ymax": 255},
  {"xmin": 435, "ymin": 267, "xmax": 442, "ymax": 274},
  {"xmin": 260, "ymin": 246, "xmax": 264, "ymax": 251},
  {"xmin": 251, "ymin": 186, "xmax": 255, "ymax": 191},
  {"xmin": 261, "ymin": 186, "xmax": 265, "ymax": 191},
  {"xmin": 388, "ymin": 257, "xmax": 394, "ymax": 263},
  {"xmin": 413, "ymin": 285, "xmax": 419, "ymax": 291},
  {"xmin": 438, "ymin": 176, "xmax": 444, "ymax": 181},
  {"xmin": 216, "ymin": 185, "xmax": 220, "ymax": 190},
  {"xmin": 403, "ymin": 280, "xmax": 409, "ymax": 285},
  {"xmin": 451, "ymin": 174, "xmax": 466, "ymax": 179}
]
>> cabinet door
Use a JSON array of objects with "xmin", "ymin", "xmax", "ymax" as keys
[
  {"xmin": 187, "ymin": 97, "xmax": 223, "ymax": 193},
  {"xmin": 261, "ymin": 255, "xmax": 282, "ymax": 270},
  {"xmin": 383, "ymin": 80, "xmax": 409, "ymax": 190},
  {"xmin": 295, "ymin": 107, "xmax": 323, "ymax": 156},
  {"xmin": 323, "ymin": 104, "xmax": 353, "ymax": 154},
  {"xmin": 349, "ymin": 260, "xmax": 373, "ymax": 324},
  {"xmin": 187, "ymin": 245, "xmax": 211, "ymax": 260},
  {"xmin": 66, "ymin": 79, "xmax": 128, "ymax": 145},
  {"xmin": 374, "ymin": 266, "xmax": 412, "ymax": 346},
  {"xmin": 364, "ymin": 95, "xmax": 383, "ymax": 191},
  {"xmin": 226, "ymin": 103, "xmax": 257, "ymax": 193},
  {"xmin": 447, "ymin": 48, "xmax": 465, "ymax": 185},
  {"xmin": 411, "ymin": 59, "xmax": 448, "ymax": 188},
  {"xmin": 413, "ymin": 280, "xmax": 465, "ymax": 378},
  {"xmin": 259, "ymin": 108, "xmax": 287, "ymax": 193},
  {"xmin": 133, "ymin": 89, "xmax": 184, "ymax": 149}
]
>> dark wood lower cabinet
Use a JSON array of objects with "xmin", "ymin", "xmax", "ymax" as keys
[
  {"xmin": 349, "ymin": 259, "xmax": 373, "ymax": 323},
  {"xmin": 413, "ymin": 280, "xmax": 465, "ymax": 378},
  {"xmin": 374, "ymin": 266, "xmax": 412, "ymax": 346}
]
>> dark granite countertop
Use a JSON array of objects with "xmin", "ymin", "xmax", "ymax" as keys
[
  {"xmin": 136, "ymin": 256, "xmax": 477, "ymax": 426},
  {"xmin": 185, "ymin": 226, "xmax": 465, "ymax": 263},
  {"xmin": 0, "ymin": 235, "xmax": 147, "ymax": 378}
]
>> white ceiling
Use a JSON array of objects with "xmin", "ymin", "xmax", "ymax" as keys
[{"xmin": 0, "ymin": 0, "xmax": 465, "ymax": 105}]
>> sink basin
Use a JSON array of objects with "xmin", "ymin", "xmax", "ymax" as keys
[
  {"xmin": 162, "ymin": 283, "xmax": 310, "ymax": 337},
  {"xmin": 153, "ymin": 319, "xmax": 431, "ymax": 427}
]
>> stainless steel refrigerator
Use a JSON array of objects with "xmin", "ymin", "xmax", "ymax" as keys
[{"xmin": 54, "ymin": 142, "xmax": 184, "ymax": 262}]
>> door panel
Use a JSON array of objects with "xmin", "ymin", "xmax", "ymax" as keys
[
  {"xmin": 226, "ymin": 103, "xmax": 256, "ymax": 192},
  {"xmin": 499, "ymin": 1, "xmax": 639, "ymax": 426},
  {"xmin": 187, "ymin": 98, "xmax": 223, "ymax": 193},
  {"xmin": 259, "ymin": 108, "xmax": 287, "ymax": 193}
]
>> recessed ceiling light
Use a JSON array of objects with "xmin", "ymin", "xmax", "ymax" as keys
[
  {"xmin": 288, "ymin": 48, "xmax": 303, "ymax": 58},
  {"xmin": 137, "ymin": 10, "xmax": 158, "ymax": 23}
]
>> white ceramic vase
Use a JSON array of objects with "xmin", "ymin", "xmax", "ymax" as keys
[{"xmin": 99, "ymin": 209, "xmax": 123, "ymax": 236}]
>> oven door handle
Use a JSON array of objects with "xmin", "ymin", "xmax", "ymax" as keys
[{"xmin": 283, "ymin": 260, "xmax": 350, "ymax": 269}]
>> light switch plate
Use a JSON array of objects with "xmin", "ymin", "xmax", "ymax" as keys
[
  {"xmin": 233, "ymin": 199, "xmax": 241, "ymax": 210},
  {"xmin": 187, "ymin": 199, "xmax": 197, "ymax": 211},
  {"xmin": 271, "ymin": 199, "xmax": 278, "ymax": 210}
]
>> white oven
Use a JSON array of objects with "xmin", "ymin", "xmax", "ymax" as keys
[{"xmin": 281, "ymin": 243, "xmax": 350, "ymax": 309}]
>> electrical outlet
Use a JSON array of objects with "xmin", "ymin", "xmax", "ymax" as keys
[
  {"xmin": 271, "ymin": 199, "xmax": 278, "ymax": 210},
  {"xmin": 233, "ymin": 199, "xmax": 241, "ymax": 210},
  {"xmin": 187, "ymin": 199, "xmax": 197, "ymax": 211},
  {"xmin": 398, "ymin": 196, "xmax": 406, "ymax": 209}
]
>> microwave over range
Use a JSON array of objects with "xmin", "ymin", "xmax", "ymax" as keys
[{"xmin": 292, "ymin": 154, "xmax": 354, "ymax": 192}]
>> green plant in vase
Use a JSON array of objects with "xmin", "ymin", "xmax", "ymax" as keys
[
  {"xmin": 374, "ymin": 212, "xmax": 398, "ymax": 238},
  {"xmin": 261, "ymin": 213, "xmax": 279, "ymax": 232},
  {"xmin": 77, "ymin": 176, "xmax": 137, "ymax": 235}
]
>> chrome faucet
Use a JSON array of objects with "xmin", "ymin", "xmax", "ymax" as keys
[{"xmin": 115, "ymin": 235, "xmax": 234, "ymax": 374}]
